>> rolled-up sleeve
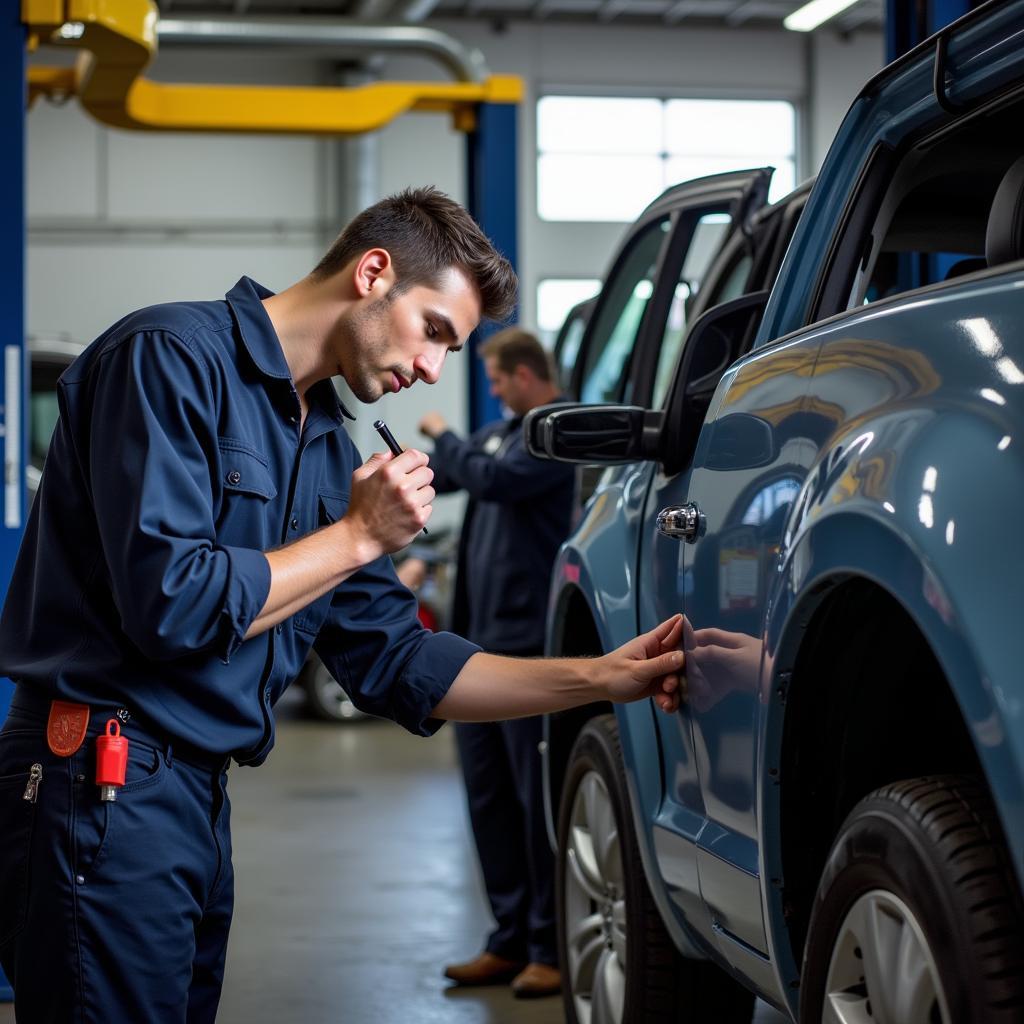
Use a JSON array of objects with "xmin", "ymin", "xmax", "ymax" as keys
[
  {"xmin": 76, "ymin": 329, "xmax": 271, "ymax": 662},
  {"xmin": 313, "ymin": 554, "xmax": 480, "ymax": 735}
]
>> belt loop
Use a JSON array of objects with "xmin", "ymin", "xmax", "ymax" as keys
[{"xmin": 165, "ymin": 743, "xmax": 174, "ymax": 769}]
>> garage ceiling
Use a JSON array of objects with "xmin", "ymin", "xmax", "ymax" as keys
[{"xmin": 154, "ymin": 0, "xmax": 884, "ymax": 34}]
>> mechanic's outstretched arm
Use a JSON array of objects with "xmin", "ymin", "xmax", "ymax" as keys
[{"xmin": 433, "ymin": 614, "xmax": 685, "ymax": 720}]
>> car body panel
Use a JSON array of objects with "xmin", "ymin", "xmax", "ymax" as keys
[
  {"xmin": 638, "ymin": 330, "xmax": 819, "ymax": 1005},
  {"xmin": 648, "ymin": 265, "xmax": 1024, "ymax": 1016},
  {"xmin": 542, "ymin": 3, "xmax": 1024, "ymax": 1019}
]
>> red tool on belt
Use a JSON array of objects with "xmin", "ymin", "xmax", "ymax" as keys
[{"xmin": 95, "ymin": 719, "xmax": 128, "ymax": 801}]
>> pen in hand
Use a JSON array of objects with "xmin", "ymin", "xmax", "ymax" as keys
[{"xmin": 373, "ymin": 419, "xmax": 429, "ymax": 536}]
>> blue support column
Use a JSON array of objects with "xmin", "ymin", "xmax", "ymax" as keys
[
  {"xmin": 465, "ymin": 101, "xmax": 519, "ymax": 431},
  {"xmin": 885, "ymin": 0, "xmax": 974, "ymax": 62},
  {"xmin": 0, "ymin": 0, "xmax": 27, "ymax": 1006},
  {"xmin": 886, "ymin": 0, "xmax": 974, "ymax": 292}
]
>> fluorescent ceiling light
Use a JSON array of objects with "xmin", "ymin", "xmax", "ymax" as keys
[{"xmin": 784, "ymin": 0, "xmax": 860, "ymax": 31}]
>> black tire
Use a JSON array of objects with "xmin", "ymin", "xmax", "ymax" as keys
[
  {"xmin": 300, "ymin": 656, "xmax": 367, "ymax": 724},
  {"xmin": 556, "ymin": 714, "xmax": 755, "ymax": 1024},
  {"xmin": 800, "ymin": 775, "xmax": 1024, "ymax": 1023}
]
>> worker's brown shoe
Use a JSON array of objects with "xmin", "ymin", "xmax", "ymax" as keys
[
  {"xmin": 443, "ymin": 952, "xmax": 525, "ymax": 987},
  {"xmin": 510, "ymin": 962, "xmax": 562, "ymax": 998}
]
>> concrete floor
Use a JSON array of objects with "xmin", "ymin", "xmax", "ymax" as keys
[{"xmin": 0, "ymin": 692, "xmax": 789, "ymax": 1022}]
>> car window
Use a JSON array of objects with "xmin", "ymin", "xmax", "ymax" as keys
[
  {"xmin": 651, "ymin": 218, "xmax": 750, "ymax": 408},
  {"xmin": 30, "ymin": 358, "xmax": 68, "ymax": 467},
  {"xmin": 822, "ymin": 100, "xmax": 1024, "ymax": 316},
  {"xmin": 579, "ymin": 217, "xmax": 671, "ymax": 404},
  {"xmin": 30, "ymin": 391, "xmax": 59, "ymax": 465},
  {"xmin": 556, "ymin": 309, "xmax": 589, "ymax": 391}
]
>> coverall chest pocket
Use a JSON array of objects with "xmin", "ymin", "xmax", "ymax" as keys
[
  {"xmin": 292, "ymin": 492, "xmax": 350, "ymax": 637},
  {"xmin": 216, "ymin": 439, "xmax": 278, "ymax": 543}
]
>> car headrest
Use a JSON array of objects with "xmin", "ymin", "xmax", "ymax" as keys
[
  {"xmin": 944, "ymin": 256, "xmax": 987, "ymax": 281},
  {"xmin": 986, "ymin": 155, "xmax": 1024, "ymax": 267}
]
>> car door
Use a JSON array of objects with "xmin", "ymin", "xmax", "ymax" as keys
[
  {"xmin": 637, "ymin": 319, "xmax": 819, "ymax": 964},
  {"xmin": 627, "ymin": 184, "xmax": 813, "ymax": 967}
]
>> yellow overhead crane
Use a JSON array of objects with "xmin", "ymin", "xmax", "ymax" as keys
[{"xmin": 22, "ymin": 0, "xmax": 522, "ymax": 134}]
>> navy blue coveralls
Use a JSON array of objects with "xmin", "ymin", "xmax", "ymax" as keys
[
  {"xmin": 430, "ymin": 410, "xmax": 573, "ymax": 967},
  {"xmin": 0, "ymin": 277, "xmax": 478, "ymax": 1023}
]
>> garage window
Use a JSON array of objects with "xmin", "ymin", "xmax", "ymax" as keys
[
  {"xmin": 537, "ymin": 278, "xmax": 601, "ymax": 344},
  {"xmin": 537, "ymin": 96, "xmax": 796, "ymax": 223}
]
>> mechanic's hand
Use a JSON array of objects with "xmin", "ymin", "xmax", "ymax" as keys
[
  {"xmin": 419, "ymin": 412, "xmax": 448, "ymax": 439},
  {"xmin": 598, "ymin": 614, "xmax": 685, "ymax": 714},
  {"xmin": 345, "ymin": 449, "xmax": 434, "ymax": 560}
]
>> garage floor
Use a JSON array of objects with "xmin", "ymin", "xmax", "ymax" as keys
[{"xmin": 0, "ymin": 693, "xmax": 789, "ymax": 1023}]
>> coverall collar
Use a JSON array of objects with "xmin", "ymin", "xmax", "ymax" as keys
[{"xmin": 226, "ymin": 276, "xmax": 355, "ymax": 422}]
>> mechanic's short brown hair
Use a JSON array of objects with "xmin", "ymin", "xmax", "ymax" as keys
[
  {"xmin": 479, "ymin": 327, "xmax": 554, "ymax": 382},
  {"xmin": 313, "ymin": 186, "xmax": 517, "ymax": 322}
]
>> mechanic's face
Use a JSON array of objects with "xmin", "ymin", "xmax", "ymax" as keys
[
  {"xmin": 340, "ymin": 267, "xmax": 481, "ymax": 404},
  {"xmin": 485, "ymin": 357, "xmax": 530, "ymax": 416}
]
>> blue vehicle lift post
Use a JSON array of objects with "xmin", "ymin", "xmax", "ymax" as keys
[
  {"xmin": 465, "ymin": 100, "xmax": 519, "ymax": 430},
  {"xmin": 887, "ymin": 0, "xmax": 978, "ymax": 287},
  {"xmin": 0, "ymin": 0, "xmax": 27, "ymax": 1005}
]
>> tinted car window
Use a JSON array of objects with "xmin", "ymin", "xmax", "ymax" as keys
[
  {"xmin": 580, "ymin": 217, "xmax": 671, "ymax": 404},
  {"xmin": 652, "ymin": 214, "xmax": 742, "ymax": 408}
]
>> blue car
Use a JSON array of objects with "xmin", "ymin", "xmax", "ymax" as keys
[{"xmin": 528, "ymin": 3, "xmax": 1024, "ymax": 1022}]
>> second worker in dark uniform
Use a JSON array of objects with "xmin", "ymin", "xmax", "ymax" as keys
[{"xmin": 419, "ymin": 327, "xmax": 572, "ymax": 998}]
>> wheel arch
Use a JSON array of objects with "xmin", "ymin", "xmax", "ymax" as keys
[{"xmin": 758, "ymin": 511, "xmax": 1024, "ymax": 996}]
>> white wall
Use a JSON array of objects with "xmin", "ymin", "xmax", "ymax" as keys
[
  {"xmin": 26, "ymin": 21, "xmax": 883, "ymax": 474},
  {"xmin": 376, "ymin": 19, "xmax": 883, "ymax": 334}
]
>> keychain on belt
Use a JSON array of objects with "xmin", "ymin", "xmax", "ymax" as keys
[{"xmin": 95, "ymin": 719, "xmax": 128, "ymax": 801}]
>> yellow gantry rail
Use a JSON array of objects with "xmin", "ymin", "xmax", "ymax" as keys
[{"xmin": 23, "ymin": 0, "xmax": 522, "ymax": 134}]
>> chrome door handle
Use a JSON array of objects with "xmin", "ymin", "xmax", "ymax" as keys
[{"xmin": 656, "ymin": 503, "xmax": 704, "ymax": 543}]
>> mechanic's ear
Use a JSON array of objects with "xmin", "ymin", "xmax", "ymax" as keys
[{"xmin": 353, "ymin": 249, "xmax": 395, "ymax": 298}]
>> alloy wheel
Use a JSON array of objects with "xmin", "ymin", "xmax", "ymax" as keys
[
  {"xmin": 564, "ymin": 770, "xmax": 627, "ymax": 1024},
  {"xmin": 822, "ymin": 889, "xmax": 951, "ymax": 1024}
]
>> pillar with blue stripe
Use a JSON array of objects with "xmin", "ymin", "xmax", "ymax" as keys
[
  {"xmin": 465, "ymin": 100, "xmax": 519, "ymax": 430},
  {"xmin": 886, "ymin": 0, "xmax": 978, "ymax": 287},
  {"xmin": 1, "ymin": 0, "xmax": 28, "ymax": 1003}
]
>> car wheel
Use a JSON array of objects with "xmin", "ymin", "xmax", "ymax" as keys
[
  {"xmin": 800, "ymin": 776, "xmax": 1024, "ymax": 1023},
  {"xmin": 300, "ymin": 656, "xmax": 366, "ymax": 723},
  {"xmin": 557, "ymin": 714, "xmax": 755, "ymax": 1024}
]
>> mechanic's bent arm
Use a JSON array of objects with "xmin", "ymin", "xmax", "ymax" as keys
[{"xmin": 244, "ymin": 518, "xmax": 378, "ymax": 638}]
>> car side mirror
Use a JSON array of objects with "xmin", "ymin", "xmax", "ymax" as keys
[{"xmin": 523, "ymin": 404, "xmax": 664, "ymax": 464}]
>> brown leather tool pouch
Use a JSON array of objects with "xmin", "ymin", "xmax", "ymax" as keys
[{"xmin": 46, "ymin": 700, "xmax": 90, "ymax": 757}]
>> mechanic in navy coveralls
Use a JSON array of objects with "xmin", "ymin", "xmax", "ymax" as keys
[
  {"xmin": 0, "ymin": 187, "xmax": 685, "ymax": 1024},
  {"xmin": 419, "ymin": 327, "xmax": 571, "ymax": 998}
]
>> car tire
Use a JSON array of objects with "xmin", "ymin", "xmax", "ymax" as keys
[
  {"xmin": 557, "ymin": 714, "xmax": 755, "ymax": 1024},
  {"xmin": 300, "ymin": 656, "xmax": 366, "ymax": 724},
  {"xmin": 800, "ymin": 775, "xmax": 1024, "ymax": 1024}
]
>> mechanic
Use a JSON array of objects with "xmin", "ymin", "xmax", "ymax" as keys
[
  {"xmin": 420, "ymin": 327, "xmax": 571, "ymax": 998},
  {"xmin": 0, "ymin": 186, "xmax": 684, "ymax": 1024}
]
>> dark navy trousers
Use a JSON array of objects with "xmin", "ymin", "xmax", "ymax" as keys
[
  {"xmin": 0, "ymin": 703, "xmax": 233, "ymax": 1023},
  {"xmin": 455, "ymin": 713, "xmax": 556, "ymax": 966}
]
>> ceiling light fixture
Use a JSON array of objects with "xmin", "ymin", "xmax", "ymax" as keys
[{"xmin": 784, "ymin": 0, "xmax": 860, "ymax": 31}]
